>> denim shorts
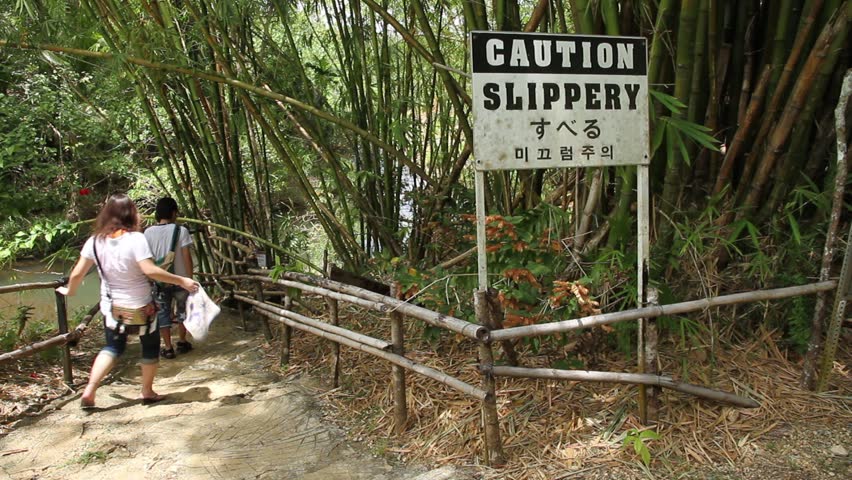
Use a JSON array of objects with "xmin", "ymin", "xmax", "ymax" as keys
[
  {"xmin": 101, "ymin": 325, "xmax": 160, "ymax": 364},
  {"xmin": 155, "ymin": 287, "xmax": 189, "ymax": 329}
]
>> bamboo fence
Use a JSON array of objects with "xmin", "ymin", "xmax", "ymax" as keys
[{"xmin": 3, "ymin": 220, "xmax": 846, "ymax": 466}]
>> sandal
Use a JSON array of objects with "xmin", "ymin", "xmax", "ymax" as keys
[
  {"xmin": 176, "ymin": 341, "xmax": 193, "ymax": 354},
  {"xmin": 80, "ymin": 399, "xmax": 97, "ymax": 411},
  {"xmin": 141, "ymin": 394, "xmax": 167, "ymax": 406},
  {"xmin": 160, "ymin": 347, "xmax": 176, "ymax": 359}
]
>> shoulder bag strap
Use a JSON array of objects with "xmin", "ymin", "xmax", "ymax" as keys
[
  {"xmin": 91, "ymin": 237, "xmax": 113, "ymax": 300},
  {"xmin": 169, "ymin": 224, "xmax": 181, "ymax": 253},
  {"xmin": 166, "ymin": 224, "xmax": 181, "ymax": 274}
]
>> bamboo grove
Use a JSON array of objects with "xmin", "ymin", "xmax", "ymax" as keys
[{"xmin": 1, "ymin": 1, "xmax": 850, "ymax": 386}]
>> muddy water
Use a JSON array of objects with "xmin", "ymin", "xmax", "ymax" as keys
[{"xmin": 0, "ymin": 259, "xmax": 100, "ymax": 325}]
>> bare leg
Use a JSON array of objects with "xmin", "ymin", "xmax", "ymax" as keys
[
  {"xmin": 178, "ymin": 323, "xmax": 188, "ymax": 342},
  {"xmin": 140, "ymin": 362, "xmax": 159, "ymax": 398},
  {"xmin": 81, "ymin": 353, "xmax": 117, "ymax": 405}
]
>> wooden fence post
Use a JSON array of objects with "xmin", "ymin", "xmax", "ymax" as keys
[
  {"xmin": 640, "ymin": 286, "xmax": 660, "ymax": 423},
  {"xmin": 280, "ymin": 295, "xmax": 292, "ymax": 366},
  {"xmin": 54, "ymin": 278, "xmax": 73, "ymax": 385},
  {"xmin": 254, "ymin": 282, "xmax": 273, "ymax": 341},
  {"xmin": 475, "ymin": 290, "xmax": 505, "ymax": 466},
  {"xmin": 328, "ymin": 296, "xmax": 340, "ymax": 387},
  {"xmin": 324, "ymin": 259, "xmax": 341, "ymax": 387},
  {"xmin": 237, "ymin": 301, "xmax": 248, "ymax": 331},
  {"xmin": 390, "ymin": 283, "xmax": 407, "ymax": 435}
]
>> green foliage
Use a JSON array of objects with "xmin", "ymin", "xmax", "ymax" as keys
[
  {"xmin": 650, "ymin": 89, "xmax": 720, "ymax": 165},
  {"xmin": 0, "ymin": 218, "xmax": 78, "ymax": 266},
  {"xmin": 622, "ymin": 428, "xmax": 661, "ymax": 467},
  {"xmin": 0, "ymin": 304, "xmax": 60, "ymax": 351}
]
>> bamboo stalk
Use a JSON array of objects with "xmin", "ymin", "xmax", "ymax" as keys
[
  {"xmin": 251, "ymin": 306, "xmax": 487, "ymax": 400},
  {"xmin": 659, "ymin": 0, "xmax": 700, "ymax": 224},
  {"xmin": 490, "ymin": 281, "xmax": 837, "ymax": 342},
  {"xmin": 492, "ymin": 367, "xmax": 759, "ymax": 408},
  {"xmin": 0, "ymin": 39, "xmax": 435, "ymax": 190},
  {"xmin": 234, "ymin": 294, "xmax": 392, "ymax": 351},
  {"xmin": 0, "ymin": 280, "xmax": 66, "ymax": 295},
  {"xmin": 733, "ymin": 0, "xmax": 827, "ymax": 196},
  {"xmin": 246, "ymin": 270, "xmax": 488, "ymax": 341},
  {"xmin": 740, "ymin": 5, "xmax": 848, "ymax": 210}
]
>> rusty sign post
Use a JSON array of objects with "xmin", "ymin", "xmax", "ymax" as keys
[{"xmin": 470, "ymin": 31, "xmax": 653, "ymax": 421}]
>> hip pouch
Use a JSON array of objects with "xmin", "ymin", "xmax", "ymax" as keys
[{"xmin": 112, "ymin": 302, "xmax": 157, "ymax": 335}]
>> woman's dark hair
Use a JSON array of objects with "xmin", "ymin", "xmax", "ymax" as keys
[
  {"xmin": 93, "ymin": 193, "xmax": 141, "ymax": 237},
  {"xmin": 155, "ymin": 197, "xmax": 179, "ymax": 222}
]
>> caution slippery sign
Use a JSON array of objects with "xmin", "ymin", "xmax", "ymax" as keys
[{"xmin": 471, "ymin": 31, "xmax": 649, "ymax": 170}]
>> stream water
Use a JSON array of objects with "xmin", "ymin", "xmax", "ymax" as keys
[{"xmin": 0, "ymin": 259, "xmax": 100, "ymax": 327}]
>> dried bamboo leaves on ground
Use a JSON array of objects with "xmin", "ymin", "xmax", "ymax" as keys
[
  {"xmin": 0, "ymin": 332, "xmax": 99, "ymax": 437},
  {"xmin": 264, "ymin": 303, "xmax": 852, "ymax": 480}
]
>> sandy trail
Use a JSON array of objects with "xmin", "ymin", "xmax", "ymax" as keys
[{"xmin": 0, "ymin": 312, "xmax": 455, "ymax": 480}]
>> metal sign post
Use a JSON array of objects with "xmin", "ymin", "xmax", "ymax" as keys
[{"xmin": 470, "ymin": 31, "xmax": 653, "ymax": 428}]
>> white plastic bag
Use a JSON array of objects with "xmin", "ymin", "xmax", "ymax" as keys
[{"xmin": 183, "ymin": 285, "xmax": 221, "ymax": 342}]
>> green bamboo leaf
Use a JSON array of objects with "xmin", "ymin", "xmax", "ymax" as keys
[
  {"xmin": 786, "ymin": 213, "xmax": 801, "ymax": 245},
  {"xmin": 666, "ymin": 117, "xmax": 720, "ymax": 151},
  {"xmin": 745, "ymin": 221, "xmax": 762, "ymax": 249},
  {"xmin": 649, "ymin": 89, "xmax": 685, "ymax": 114}
]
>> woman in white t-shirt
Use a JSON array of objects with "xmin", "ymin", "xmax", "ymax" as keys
[{"xmin": 58, "ymin": 193, "xmax": 198, "ymax": 409}]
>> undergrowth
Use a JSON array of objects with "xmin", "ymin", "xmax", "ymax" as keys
[{"xmin": 377, "ymin": 192, "xmax": 830, "ymax": 369}]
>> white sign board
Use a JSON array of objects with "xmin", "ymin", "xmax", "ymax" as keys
[{"xmin": 471, "ymin": 32, "xmax": 649, "ymax": 170}]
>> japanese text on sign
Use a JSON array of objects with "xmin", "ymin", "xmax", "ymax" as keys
[{"xmin": 471, "ymin": 31, "xmax": 649, "ymax": 170}]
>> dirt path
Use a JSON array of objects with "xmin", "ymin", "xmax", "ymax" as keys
[{"xmin": 0, "ymin": 312, "xmax": 458, "ymax": 480}]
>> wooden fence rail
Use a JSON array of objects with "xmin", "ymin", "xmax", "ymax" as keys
[
  {"xmin": 492, "ymin": 366, "xmax": 759, "ymax": 408},
  {"xmin": 245, "ymin": 269, "xmax": 489, "ymax": 341},
  {"xmin": 239, "ymin": 296, "xmax": 489, "ymax": 401},
  {"xmin": 0, "ymin": 303, "xmax": 100, "ymax": 366},
  {"xmin": 0, "ymin": 279, "xmax": 66, "ymax": 295},
  {"xmin": 489, "ymin": 281, "xmax": 837, "ymax": 342}
]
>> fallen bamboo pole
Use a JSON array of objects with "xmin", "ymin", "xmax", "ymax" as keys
[
  {"xmin": 245, "ymin": 270, "xmax": 488, "ymax": 341},
  {"xmin": 251, "ymin": 308, "xmax": 488, "ymax": 400},
  {"xmin": 492, "ymin": 366, "xmax": 759, "ymax": 408},
  {"xmin": 0, "ymin": 280, "xmax": 66, "ymax": 295},
  {"xmin": 233, "ymin": 290, "xmax": 291, "ymax": 296},
  {"xmin": 234, "ymin": 294, "xmax": 392, "ymax": 351},
  {"xmin": 490, "ymin": 281, "xmax": 837, "ymax": 342},
  {"xmin": 0, "ymin": 303, "xmax": 100, "ymax": 364},
  {"xmin": 208, "ymin": 234, "xmax": 254, "ymax": 255}
]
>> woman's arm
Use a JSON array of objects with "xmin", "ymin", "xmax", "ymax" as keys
[
  {"xmin": 138, "ymin": 258, "xmax": 198, "ymax": 292},
  {"xmin": 56, "ymin": 257, "xmax": 95, "ymax": 296}
]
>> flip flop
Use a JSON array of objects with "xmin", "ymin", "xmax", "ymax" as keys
[
  {"xmin": 80, "ymin": 400, "xmax": 97, "ymax": 411},
  {"xmin": 141, "ymin": 394, "xmax": 167, "ymax": 406}
]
